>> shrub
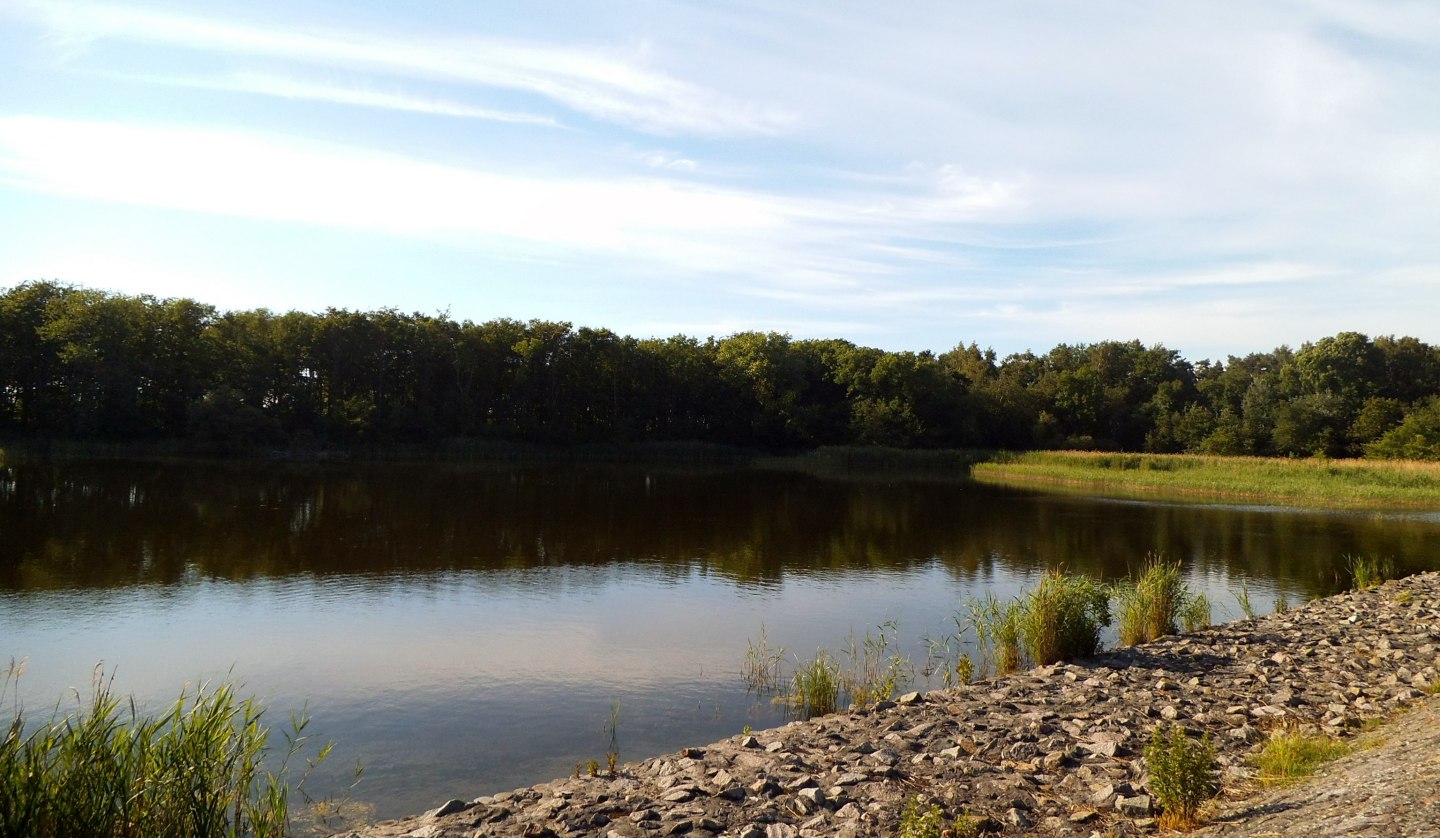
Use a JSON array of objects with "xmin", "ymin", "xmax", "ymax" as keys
[
  {"xmin": 1144, "ymin": 724, "xmax": 1218, "ymax": 829},
  {"xmin": 898, "ymin": 796, "xmax": 945, "ymax": 838}
]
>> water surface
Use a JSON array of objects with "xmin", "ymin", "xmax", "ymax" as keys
[{"xmin": 3, "ymin": 459, "xmax": 1437, "ymax": 820}]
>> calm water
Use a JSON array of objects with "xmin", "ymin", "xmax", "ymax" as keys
[{"xmin": 3, "ymin": 459, "xmax": 1439, "ymax": 820}]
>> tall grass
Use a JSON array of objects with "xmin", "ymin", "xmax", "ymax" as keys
[
  {"xmin": 788, "ymin": 651, "xmax": 842, "ymax": 718},
  {"xmin": 742, "ymin": 625, "xmax": 785, "ymax": 693},
  {"xmin": 966, "ymin": 594, "xmax": 1025, "ymax": 676},
  {"xmin": 842, "ymin": 621, "xmax": 913, "ymax": 706},
  {"xmin": 1112, "ymin": 557, "xmax": 1187, "ymax": 645},
  {"xmin": 972, "ymin": 451, "xmax": 1440, "ymax": 509},
  {"xmin": 1020, "ymin": 570, "xmax": 1110, "ymax": 665},
  {"xmin": 1343, "ymin": 554, "xmax": 1396, "ymax": 590},
  {"xmin": 0, "ymin": 662, "xmax": 340, "ymax": 838}
]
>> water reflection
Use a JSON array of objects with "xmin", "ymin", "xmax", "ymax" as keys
[{"xmin": 2, "ymin": 460, "xmax": 1439, "ymax": 819}]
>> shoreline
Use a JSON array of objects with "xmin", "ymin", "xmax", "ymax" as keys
[{"xmin": 332, "ymin": 572, "xmax": 1440, "ymax": 837}]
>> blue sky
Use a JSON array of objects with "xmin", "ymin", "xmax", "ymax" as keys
[{"xmin": 2, "ymin": 1, "xmax": 1438, "ymax": 361}]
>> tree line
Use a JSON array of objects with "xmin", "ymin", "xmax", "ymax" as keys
[{"xmin": 2, "ymin": 281, "xmax": 1439, "ymax": 458}]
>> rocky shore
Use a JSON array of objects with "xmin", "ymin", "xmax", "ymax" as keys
[{"xmin": 335, "ymin": 572, "xmax": 1440, "ymax": 837}]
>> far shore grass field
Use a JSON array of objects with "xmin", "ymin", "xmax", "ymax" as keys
[{"xmin": 971, "ymin": 451, "xmax": 1440, "ymax": 510}]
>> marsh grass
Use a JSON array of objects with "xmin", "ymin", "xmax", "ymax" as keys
[
  {"xmin": 1180, "ymin": 592, "xmax": 1212, "ymax": 632},
  {"xmin": 1248, "ymin": 729, "xmax": 1350, "ymax": 786},
  {"xmin": 0, "ymin": 661, "xmax": 340, "ymax": 838},
  {"xmin": 788, "ymin": 651, "xmax": 842, "ymax": 718},
  {"xmin": 603, "ymin": 701, "xmax": 621, "ymax": 776},
  {"xmin": 1112, "ymin": 557, "xmax": 1187, "ymax": 646},
  {"xmin": 966, "ymin": 594, "xmax": 1025, "ymax": 676},
  {"xmin": 1234, "ymin": 575, "xmax": 1255, "ymax": 619},
  {"xmin": 1020, "ymin": 570, "xmax": 1110, "ymax": 665},
  {"xmin": 972, "ymin": 451, "xmax": 1440, "ymax": 509},
  {"xmin": 743, "ymin": 626, "xmax": 785, "ymax": 693},
  {"xmin": 1144, "ymin": 724, "xmax": 1217, "ymax": 829},
  {"xmin": 1343, "ymin": 554, "xmax": 1396, "ymax": 591},
  {"xmin": 842, "ymin": 621, "xmax": 912, "ymax": 706}
]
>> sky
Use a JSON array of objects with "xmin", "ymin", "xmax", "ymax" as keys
[{"xmin": 1, "ymin": 1, "xmax": 1438, "ymax": 362}]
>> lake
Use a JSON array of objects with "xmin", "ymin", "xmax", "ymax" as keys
[{"xmin": 3, "ymin": 458, "xmax": 1438, "ymax": 822}]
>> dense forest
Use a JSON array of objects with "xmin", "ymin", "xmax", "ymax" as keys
[{"xmin": 2, "ymin": 281, "xmax": 1439, "ymax": 459}]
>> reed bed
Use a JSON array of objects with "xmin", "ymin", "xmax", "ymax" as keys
[
  {"xmin": 0, "ymin": 663, "xmax": 336, "ymax": 838},
  {"xmin": 971, "ymin": 451, "xmax": 1440, "ymax": 508}
]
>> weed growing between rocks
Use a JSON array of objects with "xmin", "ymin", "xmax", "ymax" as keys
[
  {"xmin": 897, "ymin": 796, "xmax": 980, "ymax": 838},
  {"xmin": 898, "ymin": 796, "xmax": 945, "ymax": 838},
  {"xmin": 1248, "ymin": 728, "xmax": 1350, "ymax": 786},
  {"xmin": 843, "ymin": 621, "xmax": 913, "ymax": 706},
  {"xmin": 1144, "ymin": 724, "xmax": 1218, "ymax": 830}
]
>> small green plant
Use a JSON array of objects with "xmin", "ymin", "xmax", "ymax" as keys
[
  {"xmin": 1273, "ymin": 589, "xmax": 1290, "ymax": 613},
  {"xmin": 899, "ymin": 795, "xmax": 946, "ymax": 838},
  {"xmin": 954, "ymin": 654, "xmax": 975, "ymax": 686},
  {"xmin": 1344, "ymin": 555, "xmax": 1396, "ymax": 591},
  {"xmin": 1180, "ymin": 592, "xmax": 1211, "ymax": 632},
  {"xmin": 788, "ymin": 650, "xmax": 842, "ymax": 718},
  {"xmin": 586, "ymin": 759, "xmax": 599, "ymax": 777},
  {"xmin": 1021, "ymin": 569, "xmax": 1111, "ymax": 665},
  {"xmin": 1234, "ymin": 574, "xmax": 1254, "ymax": 619},
  {"xmin": 1248, "ymin": 729, "xmax": 1349, "ymax": 786},
  {"xmin": 1112, "ymin": 556, "xmax": 1186, "ymax": 646},
  {"xmin": 1144, "ymin": 724, "xmax": 1218, "ymax": 829},
  {"xmin": 743, "ymin": 625, "xmax": 785, "ymax": 693},
  {"xmin": 741, "ymin": 724, "xmax": 752, "ymax": 735}
]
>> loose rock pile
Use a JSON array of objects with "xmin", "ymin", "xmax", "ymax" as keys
[{"xmin": 336, "ymin": 572, "xmax": 1440, "ymax": 837}]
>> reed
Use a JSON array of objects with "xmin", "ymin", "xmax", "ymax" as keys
[
  {"xmin": 1019, "ymin": 569, "xmax": 1110, "ymax": 665},
  {"xmin": 965, "ymin": 594, "xmax": 1024, "ymax": 676},
  {"xmin": 0, "ymin": 662, "xmax": 335, "ymax": 838},
  {"xmin": 972, "ymin": 451, "xmax": 1440, "ymax": 509},
  {"xmin": 842, "ymin": 621, "xmax": 912, "ymax": 706},
  {"xmin": 1343, "ymin": 554, "xmax": 1396, "ymax": 591},
  {"xmin": 788, "ymin": 651, "xmax": 842, "ymax": 718},
  {"xmin": 742, "ymin": 625, "xmax": 785, "ymax": 693},
  {"xmin": 1112, "ymin": 557, "xmax": 1186, "ymax": 646}
]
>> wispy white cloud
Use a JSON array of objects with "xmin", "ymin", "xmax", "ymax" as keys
[
  {"xmin": 130, "ymin": 70, "xmax": 564, "ymax": 126},
  {"xmin": 10, "ymin": 0, "xmax": 795, "ymax": 137}
]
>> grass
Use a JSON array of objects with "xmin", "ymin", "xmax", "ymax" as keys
[
  {"xmin": 0, "ymin": 662, "xmax": 342, "ymax": 838},
  {"xmin": 1247, "ymin": 729, "xmax": 1350, "ymax": 786},
  {"xmin": 966, "ymin": 593, "xmax": 1025, "ymax": 676},
  {"xmin": 1181, "ymin": 592, "xmax": 1212, "ymax": 632},
  {"xmin": 1144, "ymin": 724, "xmax": 1218, "ymax": 830},
  {"xmin": 1020, "ymin": 569, "xmax": 1110, "ymax": 665},
  {"xmin": 743, "ymin": 625, "xmax": 785, "ymax": 693},
  {"xmin": 1112, "ymin": 557, "xmax": 1187, "ymax": 646},
  {"xmin": 788, "ymin": 651, "xmax": 843, "ymax": 718},
  {"xmin": 842, "ymin": 621, "xmax": 913, "ymax": 706},
  {"xmin": 1343, "ymin": 554, "xmax": 1397, "ymax": 590},
  {"xmin": 971, "ymin": 451, "xmax": 1440, "ymax": 509}
]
